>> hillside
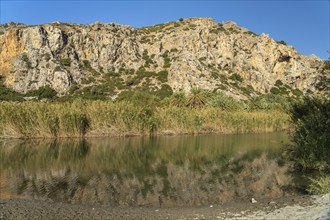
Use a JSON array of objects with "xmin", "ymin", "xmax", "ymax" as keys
[{"xmin": 0, "ymin": 18, "xmax": 328, "ymax": 100}]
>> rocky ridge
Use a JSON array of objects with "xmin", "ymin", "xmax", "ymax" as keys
[{"xmin": 0, "ymin": 18, "xmax": 328, "ymax": 99}]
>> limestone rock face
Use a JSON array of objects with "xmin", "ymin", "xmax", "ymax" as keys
[{"xmin": 0, "ymin": 18, "xmax": 325, "ymax": 98}]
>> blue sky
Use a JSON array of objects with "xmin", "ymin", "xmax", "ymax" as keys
[{"xmin": 1, "ymin": 1, "xmax": 329, "ymax": 59}]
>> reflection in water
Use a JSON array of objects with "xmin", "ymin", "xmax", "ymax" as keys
[{"xmin": 0, "ymin": 133, "xmax": 292, "ymax": 207}]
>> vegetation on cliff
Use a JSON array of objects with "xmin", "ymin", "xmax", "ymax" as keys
[{"xmin": 0, "ymin": 18, "xmax": 325, "ymax": 100}]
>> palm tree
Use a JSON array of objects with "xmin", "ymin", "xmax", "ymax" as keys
[{"xmin": 186, "ymin": 87, "xmax": 206, "ymax": 109}]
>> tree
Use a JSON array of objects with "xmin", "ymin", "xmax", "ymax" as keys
[
  {"xmin": 186, "ymin": 87, "xmax": 206, "ymax": 109},
  {"xmin": 289, "ymin": 96, "xmax": 330, "ymax": 171}
]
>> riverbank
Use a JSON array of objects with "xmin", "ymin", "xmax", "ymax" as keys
[
  {"xmin": 0, "ymin": 101, "xmax": 289, "ymax": 139},
  {"xmin": 1, "ymin": 194, "xmax": 329, "ymax": 220}
]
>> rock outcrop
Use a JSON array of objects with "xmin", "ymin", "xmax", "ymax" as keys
[{"xmin": 0, "ymin": 18, "xmax": 327, "ymax": 98}]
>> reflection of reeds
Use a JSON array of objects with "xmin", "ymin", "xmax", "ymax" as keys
[
  {"xmin": 0, "ymin": 133, "xmax": 288, "ymax": 173},
  {"xmin": 0, "ymin": 135, "xmax": 291, "ymax": 205},
  {"xmin": 0, "ymin": 101, "xmax": 289, "ymax": 138},
  {"xmin": 0, "ymin": 151, "xmax": 292, "ymax": 206}
]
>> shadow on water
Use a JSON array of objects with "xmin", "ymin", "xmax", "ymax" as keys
[{"xmin": 0, "ymin": 132, "xmax": 297, "ymax": 207}]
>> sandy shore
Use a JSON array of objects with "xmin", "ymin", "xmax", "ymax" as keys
[
  {"xmin": 236, "ymin": 193, "xmax": 330, "ymax": 220},
  {"xmin": 1, "ymin": 194, "xmax": 329, "ymax": 219}
]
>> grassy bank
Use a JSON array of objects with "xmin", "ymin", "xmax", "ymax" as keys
[{"xmin": 0, "ymin": 100, "xmax": 289, "ymax": 139}]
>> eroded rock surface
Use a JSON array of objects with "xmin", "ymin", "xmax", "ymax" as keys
[{"xmin": 0, "ymin": 18, "xmax": 327, "ymax": 98}]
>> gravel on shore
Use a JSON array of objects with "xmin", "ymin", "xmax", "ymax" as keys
[{"xmin": 0, "ymin": 194, "xmax": 329, "ymax": 220}]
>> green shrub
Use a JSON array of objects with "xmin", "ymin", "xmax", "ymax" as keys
[
  {"xmin": 0, "ymin": 77, "xmax": 24, "ymax": 101},
  {"xmin": 270, "ymin": 87, "xmax": 280, "ymax": 94},
  {"xmin": 217, "ymin": 84, "xmax": 228, "ymax": 91},
  {"xmin": 75, "ymin": 82, "xmax": 116, "ymax": 100},
  {"xmin": 163, "ymin": 57, "xmax": 171, "ymax": 68},
  {"xmin": 307, "ymin": 176, "xmax": 330, "ymax": 195},
  {"xmin": 142, "ymin": 49, "xmax": 149, "ymax": 60},
  {"xmin": 54, "ymin": 66, "xmax": 62, "ymax": 72},
  {"xmin": 126, "ymin": 78, "xmax": 135, "ymax": 86},
  {"xmin": 22, "ymin": 54, "xmax": 32, "ymax": 69},
  {"xmin": 43, "ymin": 53, "xmax": 51, "ymax": 61},
  {"xmin": 278, "ymin": 55, "xmax": 291, "ymax": 62},
  {"xmin": 134, "ymin": 70, "xmax": 155, "ymax": 84},
  {"xmin": 141, "ymin": 51, "xmax": 155, "ymax": 67},
  {"xmin": 275, "ymin": 80, "xmax": 283, "ymax": 87},
  {"xmin": 248, "ymin": 94, "xmax": 291, "ymax": 111},
  {"xmin": 246, "ymin": 31, "xmax": 258, "ymax": 36},
  {"xmin": 170, "ymin": 48, "xmax": 179, "ymax": 53},
  {"xmin": 162, "ymin": 50, "xmax": 171, "ymax": 68},
  {"xmin": 60, "ymin": 58, "xmax": 71, "ymax": 66},
  {"xmin": 289, "ymin": 96, "xmax": 330, "ymax": 171},
  {"xmin": 279, "ymin": 86, "xmax": 289, "ymax": 95},
  {"xmin": 68, "ymin": 82, "xmax": 80, "ymax": 94},
  {"xmin": 229, "ymin": 73, "xmax": 243, "ymax": 82},
  {"xmin": 117, "ymin": 91, "xmax": 160, "ymax": 107},
  {"xmin": 211, "ymin": 72, "xmax": 220, "ymax": 79},
  {"xmin": 169, "ymin": 92, "xmax": 187, "ymax": 107},
  {"xmin": 292, "ymin": 88, "xmax": 303, "ymax": 97},
  {"xmin": 140, "ymin": 36, "xmax": 150, "ymax": 44},
  {"xmin": 240, "ymin": 85, "xmax": 255, "ymax": 96},
  {"xmin": 26, "ymin": 86, "xmax": 57, "ymax": 99},
  {"xmin": 155, "ymin": 84, "xmax": 173, "ymax": 99},
  {"xmin": 277, "ymin": 40, "xmax": 287, "ymax": 45},
  {"xmin": 83, "ymin": 60, "xmax": 91, "ymax": 68},
  {"xmin": 81, "ymin": 60, "xmax": 99, "ymax": 75},
  {"xmin": 207, "ymin": 91, "xmax": 243, "ymax": 110},
  {"xmin": 106, "ymin": 70, "xmax": 120, "ymax": 77},
  {"xmin": 323, "ymin": 60, "xmax": 330, "ymax": 71},
  {"xmin": 156, "ymin": 70, "xmax": 168, "ymax": 83}
]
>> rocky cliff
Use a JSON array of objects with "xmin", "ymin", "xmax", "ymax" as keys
[{"xmin": 0, "ymin": 18, "xmax": 328, "ymax": 99}]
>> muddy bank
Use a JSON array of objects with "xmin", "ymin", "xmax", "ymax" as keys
[{"xmin": 1, "ymin": 194, "xmax": 329, "ymax": 220}]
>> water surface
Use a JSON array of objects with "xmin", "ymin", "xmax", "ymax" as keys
[{"xmin": 0, "ymin": 132, "xmax": 291, "ymax": 207}]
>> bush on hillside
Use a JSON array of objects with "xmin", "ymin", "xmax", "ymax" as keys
[
  {"xmin": 26, "ymin": 86, "xmax": 57, "ymax": 99},
  {"xmin": 248, "ymin": 94, "xmax": 291, "ymax": 111},
  {"xmin": 116, "ymin": 90, "xmax": 160, "ymax": 107},
  {"xmin": 207, "ymin": 91, "xmax": 243, "ymax": 110}
]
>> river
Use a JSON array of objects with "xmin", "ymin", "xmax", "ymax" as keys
[{"xmin": 0, "ymin": 132, "xmax": 295, "ymax": 207}]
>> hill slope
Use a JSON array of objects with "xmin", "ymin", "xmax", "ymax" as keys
[{"xmin": 0, "ymin": 18, "xmax": 328, "ymax": 100}]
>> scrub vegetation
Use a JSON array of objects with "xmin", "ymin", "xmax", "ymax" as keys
[
  {"xmin": 0, "ymin": 90, "xmax": 291, "ymax": 139},
  {"xmin": 288, "ymin": 96, "xmax": 330, "ymax": 194}
]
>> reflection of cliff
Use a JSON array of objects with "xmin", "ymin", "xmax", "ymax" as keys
[
  {"xmin": 1, "ymin": 155, "xmax": 291, "ymax": 207},
  {"xmin": 0, "ymin": 139, "xmax": 291, "ymax": 206}
]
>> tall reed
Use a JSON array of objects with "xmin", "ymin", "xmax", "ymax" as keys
[{"xmin": 0, "ymin": 101, "xmax": 289, "ymax": 139}]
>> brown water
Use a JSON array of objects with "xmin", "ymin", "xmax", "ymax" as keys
[{"xmin": 0, "ymin": 132, "xmax": 292, "ymax": 207}]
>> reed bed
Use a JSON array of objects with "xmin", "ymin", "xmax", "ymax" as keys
[{"xmin": 0, "ymin": 101, "xmax": 289, "ymax": 139}]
